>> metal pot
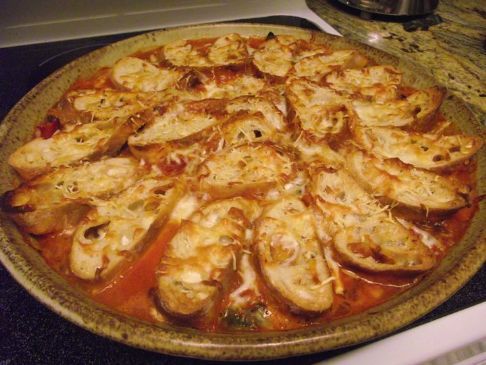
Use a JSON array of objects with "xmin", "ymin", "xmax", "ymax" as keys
[{"xmin": 337, "ymin": 0, "xmax": 439, "ymax": 16}]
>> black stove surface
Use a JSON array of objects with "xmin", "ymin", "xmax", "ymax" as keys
[{"xmin": 0, "ymin": 16, "xmax": 484, "ymax": 365}]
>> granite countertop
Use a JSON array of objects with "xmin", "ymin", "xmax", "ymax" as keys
[{"xmin": 308, "ymin": 0, "xmax": 486, "ymax": 122}]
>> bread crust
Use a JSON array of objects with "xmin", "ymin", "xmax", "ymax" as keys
[
  {"xmin": 2, "ymin": 157, "xmax": 143, "ymax": 234},
  {"xmin": 255, "ymin": 197, "xmax": 333, "ymax": 313},
  {"xmin": 157, "ymin": 198, "xmax": 261, "ymax": 318}
]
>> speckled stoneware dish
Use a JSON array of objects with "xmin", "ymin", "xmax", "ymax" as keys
[{"xmin": 0, "ymin": 23, "xmax": 484, "ymax": 361}]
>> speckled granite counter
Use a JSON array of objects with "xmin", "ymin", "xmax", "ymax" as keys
[{"xmin": 308, "ymin": 0, "xmax": 485, "ymax": 121}]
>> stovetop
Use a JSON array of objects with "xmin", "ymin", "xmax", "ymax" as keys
[{"xmin": 0, "ymin": 15, "xmax": 484, "ymax": 365}]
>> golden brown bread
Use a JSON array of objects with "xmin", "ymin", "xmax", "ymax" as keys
[
  {"xmin": 325, "ymin": 65, "xmax": 402, "ymax": 102},
  {"xmin": 342, "ymin": 145, "xmax": 470, "ymax": 212},
  {"xmin": 353, "ymin": 125, "xmax": 483, "ymax": 170},
  {"xmin": 70, "ymin": 177, "xmax": 184, "ymax": 280},
  {"xmin": 164, "ymin": 33, "xmax": 248, "ymax": 67},
  {"xmin": 286, "ymin": 77, "xmax": 349, "ymax": 141},
  {"xmin": 252, "ymin": 35, "xmax": 329, "ymax": 77},
  {"xmin": 5, "ymin": 32, "xmax": 484, "ymax": 329},
  {"xmin": 128, "ymin": 99, "xmax": 226, "ymax": 147},
  {"xmin": 111, "ymin": 56, "xmax": 186, "ymax": 92},
  {"xmin": 311, "ymin": 168, "xmax": 436, "ymax": 272},
  {"xmin": 225, "ymin": 96, "xmax": 286, "ymax": 131},
  {"xmin": 197, "ymin": 143, "xmax": 296, "ymax": 199},
  {"xmin": 9, "ymin": 113, "xmax": 147, "ymax": 180},
  {"xmin": 351, "ymin": 86, "xmax": 446, "ymax": 128},
  {"xmin": 2, "ymin": 157, "xmax": 144, "ymax": 234},
  {"xmin": 157, "ymin": 198, "xmax": 261, "ymax": 318},
  {"xmin": 255, "ymin": 197, "xmax": 333, "ymax": 313},
  {"xmin": 291, "ymin": 50, "xmax": 368, "ymax": 81}
]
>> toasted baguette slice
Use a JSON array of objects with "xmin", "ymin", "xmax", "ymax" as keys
[
  {"xmin": 164, "ymin": 33, "xmax": 248, "ymax": 67},
  {"xmin": 218, "ymin": 112, "xmax": 279, "ymax": 147},
  {"xmin": 255, "ymin": 197, "xmax": 333, "ymax": 313},
  {"xmin": 253, "ymin": 37, "xmax": 293, "ymax": 77},
  {"xmin": 406, "ymin": 86, "xmax": 446, "ymax": 124},
  {"xmin": 325, "ymin": 65, "xmax": 402, "ymax": 101},
  {"xmin": 111, "ymin": 57, "xmax": 186, "ymax": 92},
  {"xmin": 50, "ymin": 89, "xmax": 156, "ymax": 126},
  {"xmin": 311, "ymin": 168, "xmax": 435, "ymax": 272},
  {"xmin": 130, "ymin": 99, "xmax": 283, "ymax": 169},
  {"xmin": 2, "ymin": 157, "xmax": 143, "ymax": 235},
  {"xmin": 65, "ymin": 89, "xmax": 158, "ymax": 124},
  {"xmin": 157, "ymin": 198, "xmax": 261, "ymax": 317},
  {"xmin": 252, "ymin": 35, "xmax": 328, "ymax": 77},
  {"xmin": 286, "ymin": 77, "xmax": 349, "ymax": 141},
  {"xmin": 9, "ymin": 115, "xmax": 146, "ymax": 180},
  {"xmin": 352, "ymin": 86, "xmax": 446, "ymax": 128},
  {"xmin": 201, "ymin": 74, "xmax": 267, "ymax": 100},
  {"xmin": 343, "ymin": 145, "xmax": 469, "ymax": 212},
  {"xmin": 198, "ymin": 143, "xmax": 295, "ymax": 198},
  {"xmin": 311, "ymin": 168, "xmax": 380, "ymax": 217},
  {"xmin": 225, "ymin": 96, "xmax": 286, "ymax": 130},
  {"xmin": 256, "ymin": 84, "xmax": 288, "ymax": 116},
  {"xmin": 353, "ymin": 126, "xmax": 483, "ymax": 170},
  {"xmin": 208, "ymin": 33, "xmax": 249, "ymax": 66},
  {"xmin": 130, "ymin": 140, "xmax": 206, "ymax": 176},
  {"xmin": 294, "ymin": 137, "xmax": 345, "ymax": 170},
  {"xmin": 128, "ymin": 99, "xmax": 226, "ymax": 147},
  {"xmin": 291, "ymin": 50, "xmax": 368, "ymax": 81},
  {"xmin": 164, "ymin": 39, "xmax": 214, "ymax": 68},
  {"xmin": 352, "ymin": 99, "xmax": 415, "ymax": 127},
  {"xmin": 70, "ymin": 177, "xmax": 184, "ymax": 280},
  {"xmin": 192, "ymin": 196, "xmax": 263, "ymax": 228},
  {"xmin": 333, "ymin": 214, "xmax": 436, "ymax": 272}
]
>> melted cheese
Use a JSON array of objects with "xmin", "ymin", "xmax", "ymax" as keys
[
  {"xmin": 4, "ymin": 157, "xmax": 143, "ymax": 235},
  {"xmin": 255, "ymin": 197, "xmax": 333, "ymax": 313},
  {"xmin": 69, "ymin": 89, "xmax": 157, "ymax": 122},
  {"xmin": 9, "ymin": 117, "xmax": 144, "ymax": 179},
  {"xmin": 198, "ymin": 143, "xmax": 295, "ymax": 198},
  {"xmin": 354, "ymin": 126, "xmax": 483, "ymax": 170},
  {"xmin": 111, "ymin": 57, "xmax": 185, "ymax": 92},
  {"xmin": 225, "ymin": 96, "xmax": 285, "ymax": 130},
  {"xmin": 128, "ymin": 100, "xmax": 224, "ymax": 146},
  {"xmin": 253, "ymin": 35, "xmax": 329, "ymax": 77},
  {"xmin": 326, "ymin": 65, "xmax": 402, "ymax": 101},
  {"xmin": 218, "ymin": 112, "xmax": 278, "ymax": 147},
  {"xmin": 70, "ymin": 178, "xmax": 184, "ymax": 280},
  {"xmin": 157, "ymin": 198, "xmax": 260, "ymax": 317},
  {"xmin": 343, "ymin": 146, "xmax": 469, "ymax": 211},
  {"xmin": 208, "ymin": 33, "xmax": 248, "ymax": 66},
  {"xmin": 286, "ymin": 77, "xmax": 349, "ymax": 140},
  {"xmin": 169, "ymin": 194, "xmax": 200, "ymax": 223},
  {"xmin": 164, "ymin": 34, "xmax": 248, "ymax": 67},
  {"xmin": 352, "ymin": 99, "xmax": 415, "ymax": 127},
  {"xmin": 202, "ymin": 75, "xmax": 266, "ymax": 99},
  {"xmin": 311, "ymin": 168, "xmax": 436, "ymax": 272},
  {"xmin": 253, "ymin": 38, "xmax": 293, "ymax": 77},
  {"xmin": 164, "ymin": 39, "xmax": 213, "ymax": 67},
  {"xmin": 294, "ymin": 137, "xmax": 345, "ymax": 169},
  {"xmin": 228, "ymin": 253, "xmax": 261, "ymax": 308},
  {"xmin": 406, "ymin": 86, "xmax": 445, "ymax": 123},
  {"xmin": 352, "ymin": 86, "xmax": 446, "ymax": 127},
  {"xmin": 292, "ymin": 50, "xmax": 368, "ymax": 81}
]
